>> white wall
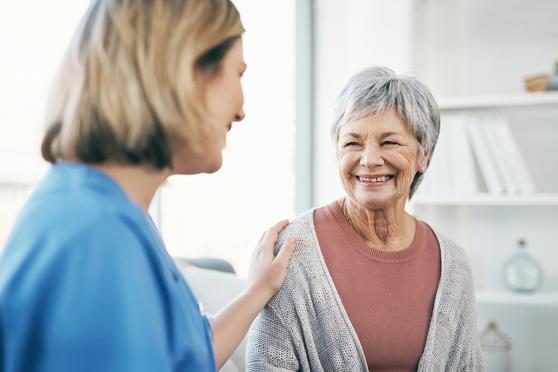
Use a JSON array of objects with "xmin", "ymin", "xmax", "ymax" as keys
[{"xmin": 413, "ymin": 0, "xmax": 558, "ymax": 95}]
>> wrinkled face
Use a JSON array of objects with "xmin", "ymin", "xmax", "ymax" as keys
[
  {"xmin": 336, "ymin": 109, "xmax": 429, "ymax": 209},
  {"xmin": 174, "ymin": 38, "xmax": 246, "ymax": 174}
]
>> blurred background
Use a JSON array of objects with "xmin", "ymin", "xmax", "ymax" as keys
[{"xmin": 1, "ymin": 0, "xmax": 557, "ymax": 370}]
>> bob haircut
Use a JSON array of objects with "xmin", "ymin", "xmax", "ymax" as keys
[
  {"xmin": 331, "ymin": 67, "xmax": 440, "ymax": 199},
  {"xmin": 42, "ymin": 0, "xmax": 244, "ymax": 169}
]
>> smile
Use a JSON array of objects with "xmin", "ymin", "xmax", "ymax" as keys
[{"xmin": 355, "ymin": 175, "xmax": 394, "ymax": 184}]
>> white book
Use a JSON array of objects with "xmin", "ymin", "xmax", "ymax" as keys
[
  {"xmin": 480, "ymin": 117, "xmax": 520, "ymax": 194},
  {"xmin": 447, "ymin": 115, "xmax": 478, "ymax": 194},
  {"xmin": 491, "ymin": 118, "xmax": 536, "ymax": 194},
  {"xmin": 465, "ymin": 117, "xmax": 505, "ymax": 194}
]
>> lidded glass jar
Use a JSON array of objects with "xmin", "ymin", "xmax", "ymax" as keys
[{"xmin": 502, "ymin": 238, "xmax": 543, "ymax": 293}]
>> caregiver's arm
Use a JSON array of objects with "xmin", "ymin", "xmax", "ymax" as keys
[{"xmin": 212, "ymin": 220, "xmax": 297, "ymax": 369}]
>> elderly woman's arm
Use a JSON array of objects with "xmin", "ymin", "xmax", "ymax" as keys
[
  {"xmin": 456, "ymin": 262, "xmax": 484, "ymax": 371},
  {"xmin": 246, "ymin": 305, "xmax": 300, "ymax": 372},
  {"xmin": 460, "ymin": 294, "xmax": 483, "ymax": 370}
]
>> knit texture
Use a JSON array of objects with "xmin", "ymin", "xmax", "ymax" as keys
[{"xmin": 246, "ymin": 210, "xmax": 483, "ymax": 372}]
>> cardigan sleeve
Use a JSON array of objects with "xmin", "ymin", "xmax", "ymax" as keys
[
  {"xmin": 457, "ymin": 263, "xmax": 484, "ymax": 371},
  {"xmin": 246, "ymin": 304, "xmax": 300, "ymax": 372},
  {"xmin": 441, "ymin": 241, "xmax": 484, "ymax": 372}
]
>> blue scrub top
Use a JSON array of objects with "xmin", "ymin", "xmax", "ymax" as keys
[{"xmin": 0, "ymin": 163, "xmax": 216, "ymax": 371}]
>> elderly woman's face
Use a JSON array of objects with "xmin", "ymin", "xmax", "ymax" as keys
[{"xmin": 337, "ymin": 109, "xmax": 428, "ymax": 209}]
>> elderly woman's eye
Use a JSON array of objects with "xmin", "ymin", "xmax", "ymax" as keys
[
  {"xmin": 343, "ymin": 142, "xmax": 360, "ymax": 148},
  {"xmin": 382, "ymin": 141, "xmax": 399, "ymax": 146}
]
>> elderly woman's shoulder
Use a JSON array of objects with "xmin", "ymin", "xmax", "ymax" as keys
[
  {"xmin": 270, "ymin": 210, "xmax": 323, "ymax": 306},
  {"xmin": 275, "ymin": 209, "xmax": 314, "ymax": 245},
  {"xmin": 436, "ymin": 234, "xmax": 468, "ymax": 262},
  {"xmin": 433, "ymin": 231, "xmax": 476, "ymax": 283},
  {"xmin": 274, "ymin": 209, "xmax": 320, "ymax": 264}
]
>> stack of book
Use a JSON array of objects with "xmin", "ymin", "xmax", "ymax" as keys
[{"xmin": 418, "ymin": 115, "xmax": 536, "ymax": 196}]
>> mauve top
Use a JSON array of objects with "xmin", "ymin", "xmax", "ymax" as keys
[{"xmin": 314, "ymin": 201, "xmax": 441, "ymax": 372}]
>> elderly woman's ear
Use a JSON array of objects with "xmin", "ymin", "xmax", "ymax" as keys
[{"xmin": 418, "ymin": 146, "xmax": 432, "ymax": 173}]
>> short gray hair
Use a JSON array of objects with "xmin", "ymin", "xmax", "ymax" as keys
[{"xmin": 331, "ymin": 66, "xmax": 440, "ymax": 199}]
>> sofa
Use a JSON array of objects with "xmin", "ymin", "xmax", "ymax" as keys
[{"xmin": 176, "ymin": 260, "xmax": 248, "ymax": 372}]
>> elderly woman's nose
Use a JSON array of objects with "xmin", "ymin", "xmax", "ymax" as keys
[{"xmin": 359, "ymin": 145, "xmax": 384, "ymax": 168}]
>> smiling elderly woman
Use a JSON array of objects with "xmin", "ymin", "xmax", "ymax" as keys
[{"xmin": 246, "ymin": 67, "xmax": 483, "ymax": 371}]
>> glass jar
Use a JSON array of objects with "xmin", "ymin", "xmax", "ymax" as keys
[
  {"xmin": 479, "ymin": 321, "xmax": 512, "ymax": 372},
  {"xmin": 502, "ymin": 238, "xmax": 543, "ymax": 293}
]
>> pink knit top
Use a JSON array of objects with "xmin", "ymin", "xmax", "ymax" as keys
[{"xmin": 314, "ymin": 201, "xmax": 441, "ymax": 371}]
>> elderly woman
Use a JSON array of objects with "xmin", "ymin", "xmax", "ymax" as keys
[
  {"xmin": 247, "ymin": 67, "xmax": 482, "ymax": 371},
  {"xmin": 0, "ymin": 1, "xmax": 296, "ymax": 371}
]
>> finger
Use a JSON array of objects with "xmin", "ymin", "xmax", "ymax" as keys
[
  {"xmin": 274, "ymin": 236, "xmax": 297, "ymax": 268},
  {"xmin": 260, "ymin": 219, "xmax": 289, "ymax": 246}
]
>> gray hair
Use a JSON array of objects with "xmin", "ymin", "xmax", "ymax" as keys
[{"xmin": 331, "ymin": 66, "xmax": 440, "ymax": 199}]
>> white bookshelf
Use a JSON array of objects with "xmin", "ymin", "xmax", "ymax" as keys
[
  {"xmin": 411, "ymin": 194, "xmax": 558, "ymax": 207},
  {"xmin": 437, "ymin": 92, "xmax": 558, "ymax": 111},
  {"xmin": 411, "ymin": 92, "xmax": 558, "ymax": 298},
  {"xmin": 476, "ymin": 289, "xmax": 558, "ymax": 306}
]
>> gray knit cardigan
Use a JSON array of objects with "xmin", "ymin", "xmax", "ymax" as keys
[{"xmin": 246, "ymin": 210, "xmax": 483, "ymax": 371}]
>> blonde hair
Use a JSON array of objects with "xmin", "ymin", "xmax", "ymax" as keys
[{"xmin": 42, "ymin": 0, "xmax": 244, "ymax": 168}]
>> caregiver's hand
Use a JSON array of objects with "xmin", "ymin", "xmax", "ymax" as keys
[
  {"xmin": 247, "ymin": 220, "xmax": 297, "ymax": 300},
  {"xmin": 212, "ymin": 220, "xmax": 297, "ymax": 369}
]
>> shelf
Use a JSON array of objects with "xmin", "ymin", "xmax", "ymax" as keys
[
  {"xmin": 437, "ymin": 92, "xmax": 558, "ymax": 111},
  {"xmin": 410, "ymin": 194, "xmax": 558, "ymax": 206},
  {"xmin": 476, "ymin": 289, "xmax": 558, "ymax": 306}
]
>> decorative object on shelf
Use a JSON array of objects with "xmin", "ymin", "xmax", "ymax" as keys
[
  {"xmin": 502, "ymin": 238, "xmax": 544, "ymax": 293},
  {"xmin": 525, "ymin": 74, "xmax": 550, "ymax": 92},
  {"xmin": 479, "ymin": 321, "xmax": 512, "ymax": 372},
  {"xmin": 524, "ymin": 60, "xmax": 558, "ymax": 92},
  {"xmin": 549, "ymin": 60, "xmax": 558, "ymax": 91}
]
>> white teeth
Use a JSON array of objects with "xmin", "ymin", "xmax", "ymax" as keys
[{"xmin": 359, "ymin": 176, "xmax": 391, "ymax": 183}]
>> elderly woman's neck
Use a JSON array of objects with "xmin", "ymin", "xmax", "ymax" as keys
[
  {"xmin": 341, "ymin": 198, "xmax": 416, "ymax": 252},
  {"xmin": 92, "ymin": 163, "xmax": 171, "ymax": 210}
]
